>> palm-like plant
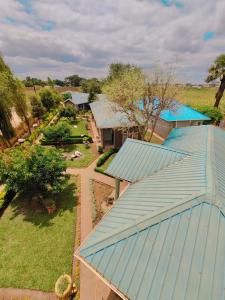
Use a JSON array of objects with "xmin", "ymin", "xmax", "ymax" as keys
[{"xmin": 206, "ymin": 54, "xmax": 225, "ymax": 107}]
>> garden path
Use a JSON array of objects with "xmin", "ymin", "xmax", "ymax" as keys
[{"xmin": 67, "ymin": 156, "xmax": 128, "ymax": 300}]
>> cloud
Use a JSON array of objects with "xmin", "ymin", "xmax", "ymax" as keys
[{"xmin": 0, "ymin": 0, "xmax": 224, "ymax": 83}]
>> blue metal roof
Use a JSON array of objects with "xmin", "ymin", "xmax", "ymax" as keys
[
  {"xmin": 76, "ymin": 125, "xmax": 225, "ymax": 300},
  {"xmin": 64, "ymin": 92, "xmax": 89, "ymax": 105},
  {"xmin": 160, "ymin": 104, "xmax": 211, "ymax": 122}
]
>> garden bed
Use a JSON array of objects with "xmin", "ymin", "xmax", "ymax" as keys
[
  {"xmin": 0, "ymin": 177, "xmax": 77, "ymax": 292},
  {"xmin": 90, "ymin": 180, "xmax": 114, "ymax": 225}
]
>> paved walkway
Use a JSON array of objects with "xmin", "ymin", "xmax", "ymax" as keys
[
  {"xmin": 67, "ymin": 156, "xmax": 128, "ymax": 300},
  {"xmin": 0, "ymin": 288, "xmax": 56, "ymax": 300}
]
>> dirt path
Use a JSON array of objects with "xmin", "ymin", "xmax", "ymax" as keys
[{"xmin": 0, "ymin": 288, "xmax": 56, "ymax": 300}]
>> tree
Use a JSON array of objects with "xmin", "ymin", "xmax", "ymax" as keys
[
  {"xmin": 54, "ymin": 79, "xmax": 65, "ymax": 87},
  {"xmin": 0, "ymin": 72, "xmax": 15, "ymax": 146},
  {"xmin": 65, "ymin": 74, "xmax": 84, "ymax": 87},
  {"xmin": 39, "ymin": 88, "xmax": 62, "ymax": 111},
  {"xmin": 106, "ymin": 63, "xmax": 140, "ymax": 82},
  {"xmin": 63, "ymin": 92, "xmax": 72, "ymax": 101},
  {"xmin": 42, "ymin": 121, "xmax": 72, "ymax": 143},
  {"xmin": 81, "ymin": 78, "xmax": 102, "ymax": 102},
  {"xmin": 12, "ymin": 79, "xmax": 31, "ymax": 134},
  {"xmin": 206, "ymin": 54, "xmax": 225, "ymax": 107},
  {"xmin": 194, "ymin": 105, "xmax": 223, "ymax": 124},
  {"xmin": 103, "ymin": 66, "xmax": 178, "ymax": 141},
  {"xmin": 59, "ymin": 107, "xmax": 76, "ymax": 121},
  {"xmin": 0, "ymin": 145, "xmax": 68, "ymax": 194},
  {"xmin": 30, "ymin": 95, "xmax": 45, "ymax": 119},
  {"xmin": 47, "ymin": 76, "xmax": 54, "ymax": 88}
]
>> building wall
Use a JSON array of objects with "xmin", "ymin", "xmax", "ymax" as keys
[{"xmin": 153, "ymin": 118, "xmax": 204, "ymax": 138}]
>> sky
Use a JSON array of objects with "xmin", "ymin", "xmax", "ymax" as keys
[{"xmin": 0, "ymin": 0, "xmax": 224, "ymax": 83}]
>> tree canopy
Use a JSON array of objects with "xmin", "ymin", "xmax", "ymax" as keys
[
  {"xmin": 42, "ymin": 121, "xmax": 72, "ymax": 142},
  {"xmin": 206, "ymin": 54, "xmax": 225, "ymax": 107},
  {"xmin": 0, "ymin": 145, "xmax": 68, "ymax": 194}
]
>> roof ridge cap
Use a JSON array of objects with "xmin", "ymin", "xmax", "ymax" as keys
[
  {"xmin": 126, "ymin": 138, "xmax": 191, "ymax": 156},
  {"xmin": 79, "ymin": 191, "xmax": 206, "ymax": 258}
]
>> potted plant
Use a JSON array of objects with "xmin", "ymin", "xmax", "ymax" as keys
[
  {"xmin": 43, "ymin": 198, "xmax": 56, "ymax": 214},
  {"xmin": 55, "ymin": 274, "xmax": 73, "ymax": 299}
]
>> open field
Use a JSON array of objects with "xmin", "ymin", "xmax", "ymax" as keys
[
  {"xmin": 70, "ymin": 119, "xmax": 89, "ymax": 136},
  {"xmin": 177, "ymin": 86, "xmax": 225, "ymax": 111},
  {"xmin": 0, "ymin": 177, "xmax": 77, "ymax": 292}
]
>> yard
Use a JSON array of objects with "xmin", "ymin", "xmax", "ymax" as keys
[
  {"xmin": 59, "ymin": 144, "xmax": 97, "ymax": 168},
  {"xmin": 70, "ymin": 119, "xmax": 89, "ymax": 136},
  {"xmin": 0, "ymin": 177, "xmax": 77, "ymax": 292}
]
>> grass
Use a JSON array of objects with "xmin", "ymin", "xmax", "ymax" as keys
[
  {"xmin": 70, "ymin": 119, "xmax": 89, "ymax": 136},
  {"xmin": 100, "ymin": 153, "xmax": 116, "ymax": 172},
  {"xmin": 177, "ymin": 86, "xmax": 225, "ymax": 111},
  {"xmin": 59, "ymin": 144, "xmax": 96, "ymax": 168},
  {"xmin": 0, "ymin": 177, "xmax": 77, "ymax": 292}
]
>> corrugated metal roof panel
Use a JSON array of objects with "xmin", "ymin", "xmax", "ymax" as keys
[
  {"xmin": 64, "ymin": 92, "xmax": 89, "ymax": 105},
  {"xmin": 82, "ymin": 203, "xmax": 225, "ymax": 300},
  {"xmin": 77, "ymin": 125, "xmax": 225, "ymax": 300},
  {"xmin": 90, "ymin": 99, "xmax": 132, "ymax": 129},
  {"xmin": 106, "ymin": 138, "xmax": 189, "ymax": 182}
]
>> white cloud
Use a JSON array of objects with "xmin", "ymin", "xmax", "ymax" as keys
[{"xmin": 0, "ymin": 0, "xmax": 224, "ymax": 83}]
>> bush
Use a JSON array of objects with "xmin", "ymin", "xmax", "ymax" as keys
[
  {"xmin": 42, "ymin": 121, "xmax": 72, "ymax": 142},
  {"xmin": 59, "ymin": 106, "xmax": 77, "ymax": 121},
  {"xmin": 193, "ymin": 105, "xmax": 223, "ymax": 124},
  {"xmin": 98, "ymin": 145, "xmax": 104, "ymax": 153},
  {"xmin": 41, "ymin": 134, "xmax": 92, "ymax": 145},
  {"xmin": 96, "ymin": 148, "xmax": 118, "ymax": 167}
]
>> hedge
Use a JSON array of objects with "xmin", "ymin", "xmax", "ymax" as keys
[
  {"xmin": 192, "ymin": 105, "xmax": 223, "ymax": 124},
  {"xmin": 41, "ymin": 134, "xmax": 93, "ymax": 145},
  {"xmin": 96, "ymin": 148, "xmax": 118, "ymax": 167}
]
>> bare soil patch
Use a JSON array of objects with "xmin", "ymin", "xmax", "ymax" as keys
[{"xmin": 92, "ymin": 180, "xmax": 114, "ymax": 224}]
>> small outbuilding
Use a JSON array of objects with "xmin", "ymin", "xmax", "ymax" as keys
[{"xmin": 63, "ymin": 92, "xmax": 90, "ymax": 110}]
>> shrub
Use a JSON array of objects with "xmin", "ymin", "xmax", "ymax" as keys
[
  {"xmin": 96, "ymin": 148, "xmax": 118, "ymax": 167},
  {"xmin": 55, "ymin": 274, "xmax": 72, "ymax": 298},
  {"xmin": 42, "ymin": 121, "xmax": 72, "ymax": 142},
  {"xmin": 193, "ymin": 105, "xmax": 223, "ymax": 124},
  {"xmin": 59, "ymin": 106, "xmax": 77, "ymax": 121},
  {"xmin": 98, "ymin": 145, "xmax": 104, "ymax": 153}
]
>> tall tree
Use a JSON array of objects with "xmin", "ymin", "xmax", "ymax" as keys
[
  {"xmin": 107, "ymin": 63, "xmax": 139, "ymax": 82},
  {"xmin": 30, "ymin": 95, "xmax": 45, "ymax": 119},
  {"xmin": 12, "ymin": 79, "xmax": 31, "ymax": 134},
  {"xmin": 206, "ymin": 54, "xmax": 225, "ymax": 107},
  {"xmin": 0, "ymin": 58, "xmax": 15, "ymax": 145},
  {"xmin": 65, "ymin": 74, "xmax": 84, "ymax": 87},
  {"xmin": 103, "ymin": 67, "xmax": 177, "ymax": 141}
]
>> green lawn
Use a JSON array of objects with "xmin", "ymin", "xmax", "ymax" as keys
[
  {"xmin": 70, "ymin": 119, "xmax": 89, "ymax": 136},
  {"xmin": 59, "ymin": 144, "xmax": 96, "ymax": 168},
  {"xmin": 0, "ymin": 177, "xmax": 77, "ymax": 292}
]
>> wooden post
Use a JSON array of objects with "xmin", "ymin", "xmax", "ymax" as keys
[{"xmin": 115, "ymin": 178, "xmax": 120, "ymax": 200}]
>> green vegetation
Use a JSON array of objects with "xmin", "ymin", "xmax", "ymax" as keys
[
  {"xmin": 194, "ymin": 105, "xmax": 223, "ymax": 123},
  {"xmin": 98, "ymin": 153, "xmax": 116, "ymax": 173},
  {"xmin": 42, "ymin": 121, "xmax": 72, "ymax": 143},
  {"xmin": 70, "ymin": 119, "xmax": 89, "ymax": 136},
  {"xmin": 96, "ymin": 148, "xmax": 118, "ymax": 167},
  {"xmin": 62, "ymin": 92, "xmax": 72, "ymax": 101},
  {"xmin": 0, "ymin": 145, "xmax": 67, "ymax": 195},
  {"xmin": 39, "ymin": 88, "xmax": 62, "ymax": 111},
  {"xmin": 0, "ymin": 177, "xmax": 77, "ymax": 291},
  {"xmin": 59, "ymin": 144, "xmax": 96, "ymax": 168},
  {"xmin": 0, "ymin": 55, "xmax": 29, "ymax": 145},
  {"xmin": 59, "ymin": 106, "xmax": 77, "ymax": 121}
]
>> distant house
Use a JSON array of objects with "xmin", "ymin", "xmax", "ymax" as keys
[
  {"xmin": 90, "ymin": 95, "xmax": 210, "ymax": 146},
  {"xmin": 76, "ymin": 125, "xmax": 225, "ymax": 300},
  {"xmin": 90, "ymin": 96, "xmax": 140, "ymax": 148},
  {"xmin": 63, "ymin": 92, "xmax": 90, "ymax": 110},
  {"xmin": 154, "ymin": 102, "xmax": 211, "ymax": 138}
]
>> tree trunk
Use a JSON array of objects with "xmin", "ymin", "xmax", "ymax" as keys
[
  {"xmin": 24, "ymin": 115, "xmax": 31, "ymax": 134},
  {"xmin": 214, "ymin": 75, "xmax": 225, "ymax": 108},
  {"xmin": 149, "ymin": 114, "xmax": 160, "ymax": 142}
]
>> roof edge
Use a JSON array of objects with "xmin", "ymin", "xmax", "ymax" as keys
[{"xmin": 79, "ymin": 191, "xmax": 207, "ymax": 258}]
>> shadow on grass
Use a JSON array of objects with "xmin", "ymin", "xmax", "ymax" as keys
[{"xmin": 9, "ymin": 181, "xmax": 77, "ymax": 228}]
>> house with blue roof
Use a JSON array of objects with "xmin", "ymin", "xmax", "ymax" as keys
[
  {"xmin": 90, "ymin": 96, "xmax": 210, "ymax": 147},
  {"xmin": 76, "ymin": 125, "xmax": 225, "ymax": 300},
  {"xmin": 64, "ymin": 91, "xmax": 90, "ymax": 110}
]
